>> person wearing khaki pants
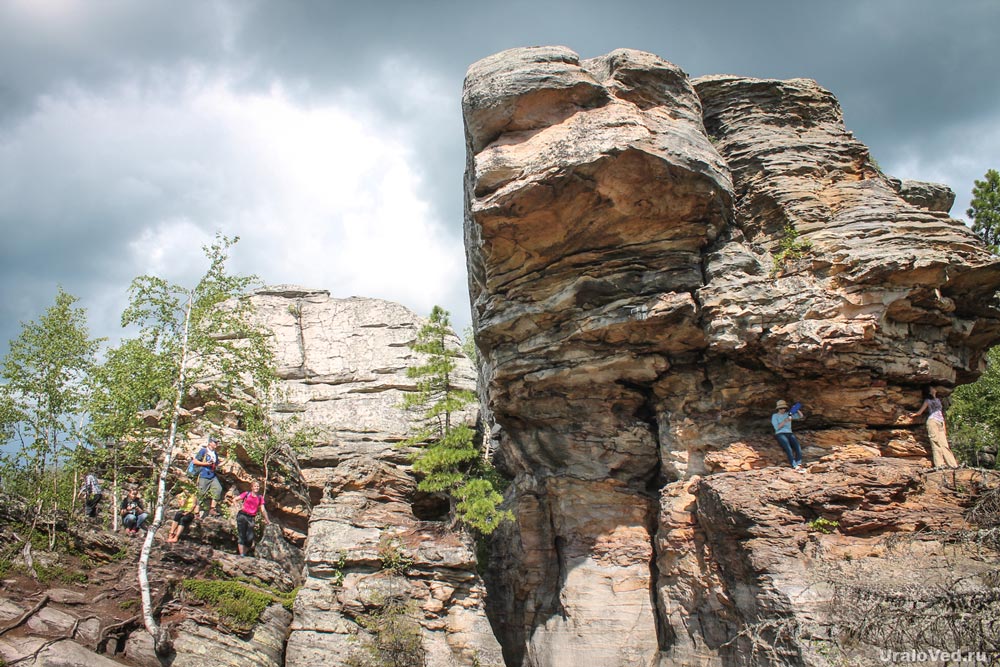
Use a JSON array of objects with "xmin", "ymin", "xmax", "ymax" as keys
[{"xmin": 910, "ymin": 386, "xmax": 958, "ymax": 468}]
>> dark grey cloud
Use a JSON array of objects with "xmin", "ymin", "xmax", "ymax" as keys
[{"xmin": 0, "ymin": 0, "xmax": 997, "ymax": 353}]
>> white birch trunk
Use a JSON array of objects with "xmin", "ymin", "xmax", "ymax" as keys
[{"xmin": 138, "ymin": 293, "xmax": 192, "ymax": 653}]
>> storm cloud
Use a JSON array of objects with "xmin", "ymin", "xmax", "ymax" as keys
[{"xmin": 1, "ymin": 0, "xmax": 997, "ymax": 349}]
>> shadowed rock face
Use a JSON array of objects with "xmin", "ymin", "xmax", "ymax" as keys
[{"xmin": 463, "ymin": 47, "xmax": 1000, "ymax": 667}]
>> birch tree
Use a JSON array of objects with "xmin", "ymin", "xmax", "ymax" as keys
[
  {"xmin": 103, "ymin": 234, "xmax": 275, "ymax": 652},
  {"xmin": 0, "ymin": 288, "xmax": 101, "ymax": 518}
]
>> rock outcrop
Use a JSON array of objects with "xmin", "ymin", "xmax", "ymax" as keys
[
  {"xmin": 0, "ymin": 290, "xmax": 501, "ymax": 667},
  {"xmin": 463, "ymin": 46, "xmax": 1000, "ymax": 666},
  {"xmin": 254, "ymin": 289, "xmax": 503, "ymax": 667},
  {"xmin": 891, "ymin": 178, "xmax": 957, "ymax": 214}
]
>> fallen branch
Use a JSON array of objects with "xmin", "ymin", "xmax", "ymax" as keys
[
  {"xmin": 0, "ymin": 594, "xmax": 50, "ymax": 637},
  {"xmin": 8, "ymin": 637, "xmax": 69, "ymax": 666},
  {"xmin": 96, "ymin": 614, "xmax": 141, "ymax": 653}
]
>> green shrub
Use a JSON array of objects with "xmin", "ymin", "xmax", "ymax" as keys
[
  {"xmin": 182, "ymin": 579, "xmax": 274, "ymax": 630},
  {"xmin": 347, "ymin": 597, "xmax": 425, "ymax": 667},
  {"xmin": 35, "ymin": 563, "xmax": 87, "ymax": 585},
  {"xmin": 807, "ymin": 517, "xmax": 839, "ymax": 534},
  {"xmin": 331, "ymin": 550, "xmax": 347, "ymax": 588},
  {"xmin": 377, "ymin": 536, "xmax": 413, "ymax": 575},
  {"xmin": 771, "ymin": 223, "xmax": 813, "ymax": 276}
]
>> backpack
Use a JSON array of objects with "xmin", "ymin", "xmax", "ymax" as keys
[{"xmin": 186, "ymin": 449, "xmax": 205, "ymax": 477}]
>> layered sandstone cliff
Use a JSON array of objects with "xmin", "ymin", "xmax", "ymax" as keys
[
  {"xmin": 463, "ymin": 47, "xmax": 1000, "ymax": 666},
  {"xmin": 252, "ymin": 289, "xmax": 503, "ymax": 667}
]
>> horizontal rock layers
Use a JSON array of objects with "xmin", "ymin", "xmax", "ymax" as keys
[
  {"xmin": 463, "ymin": 47, "xmax": 1000, "ymax": 666},
  {"xmin": 254, "ymin": 289, "xmax": 502, "ymax": 667}
]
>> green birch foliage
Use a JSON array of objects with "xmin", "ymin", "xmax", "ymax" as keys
[
  {"xmin": 122, "ymin": 244, "xmax": 274, "ymax": 399},
  {"xmin": 86, "ymin": 337, "xmax": 176, "ymax": 502},
  {"xmin": 88, "ymin": 338, "xmax": 174, "ymax": 444},
  {"xmin": 968, "ymin": 168, "xmax": 1000, "ymax": 252},
  {"xmin": 0, "ymin": 288, "xmax": 101, "ymax": 505},
  {"xmin": 98, "ymin": 233, "xmax": 277, "ymax": 651},
  {"xmin": 402, "ymin": 306, "xmax": 510, "ymax": 534}
]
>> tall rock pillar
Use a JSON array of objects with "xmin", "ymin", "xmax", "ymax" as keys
[{"xmin": 463, "ymin": 46, "xmax": 733, "ymax": 666}]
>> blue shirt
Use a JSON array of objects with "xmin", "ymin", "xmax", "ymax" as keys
[
  {"xmin": 196, "ymin": 447, "xmax": 219, "ymax": 479},
  {"xmin": 772, "ymin": 411, "xmax": 802, "ymax": 434}
]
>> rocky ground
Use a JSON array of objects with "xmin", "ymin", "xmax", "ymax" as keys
[{"xmin": 0, "ymin": 501, "xmax": 296, "ymax": 667}]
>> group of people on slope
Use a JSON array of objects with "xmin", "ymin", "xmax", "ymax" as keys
[
  {"xmin": 164, "ymin": 477, "xmax": 270, "ymax": 555},
  {"xmin": 75, "ymin": 435, "xmax": 272, "ymax": 557},
  {"xmin": 75, "ymin": 473, "xmax": 149, "ymax": 534},
  {"xmin": 770, "ymin": 385, "xmax": 959, "ymax": 471}
]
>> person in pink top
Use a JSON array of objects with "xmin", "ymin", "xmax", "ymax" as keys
[{"xmin": 232, "ymin": 480, "xmax": 270, "ymax": 557}]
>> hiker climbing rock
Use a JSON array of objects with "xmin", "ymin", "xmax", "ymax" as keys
[
  {"xmin": 772, "ymin": 399, "xmax": 807, "ymax": 471},
  {"xmin": 192, "ymin": 436, "xmax": 224, "ymax": 517},
  {"xmin": 232, "ymin": 480, "xmax": 270, "ymax": 557}
]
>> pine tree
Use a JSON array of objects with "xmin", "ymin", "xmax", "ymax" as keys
[
  {"xmin": 948, "ymin": 346, "xmax": 1000, "ymax": 467},
  {"xmin": 968, "ymin": 168, "xmax": 1000, "ymax": 252},
  {"xmin": 401, "ymin": 306, "xmax": 510, "ymax": 534}
]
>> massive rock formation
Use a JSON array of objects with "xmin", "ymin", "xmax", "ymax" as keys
[
  {"xmin": 254, "ymin": 289, "xmax": 503, "ymax": 667},
  {"xmin": 0, "ymin": 290, "xmax": 502, "ymax": 667},
  {"xmin": 463, "ymin": 47, "xmax": 1000, "ymax": 666}
]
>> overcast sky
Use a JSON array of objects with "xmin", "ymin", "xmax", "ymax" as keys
[{"xmin": 1, "ymin": 0, "xmax": 998, "ymax": 352}]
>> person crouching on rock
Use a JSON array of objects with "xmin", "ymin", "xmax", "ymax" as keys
[
  {"xmin": 772, "ymin": 399, "xmax": 807, "ymax": 472},
  {"xmin": 120, "ymin": 488, "xmax": 148, "ymax": 534},
  {"xmin": 909, "ymin": 386, "xmax": 958, "ymax": 468},
  {"xmin": 232, "ymin": 480, "xmax": 270, "ymax": 557},
  {"xmin": 166, "ymin": 487, "xmax": 200, "ymax": 543}
]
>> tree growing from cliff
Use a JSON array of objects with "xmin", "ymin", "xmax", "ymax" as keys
[
  {"xmin": 0, "ymin": 288, "xmax": 101, "ymax": 524},
  {"xmin": 401, "ymin": 306, "xmax": 510, "ymax": 534},
  {"xmin": 87, "ymin": 337, "xmax": 177, "ymax": 528},
  {"xmin": 968, "ymin": 168, "xmax": 1000, "ymax": 252},
  {"xmin": 237, "ymin": 401, "xmax": 320, "ymax": 495},
  {"xmin": 96, "ymin": 233, "xmax": 275, "ymax": 652}
]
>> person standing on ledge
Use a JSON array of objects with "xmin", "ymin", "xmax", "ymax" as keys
[
  {"xmin": 192, "ymin": 436, "xmax": 223, "ymax": 517},
  {"xmin": 232, "ymin": 480, "xmax": 270, "ymax": 557},
  {"xmin": 910, "ymin": 386, "xmax": 958, "ymax": 468},
  {"xmin": 772, "ymin": 399, "xmax": 806, "ymax": 472},
  {"xmin": 78, "ymin": 472, "xmax": 103, "ymax": 519}
]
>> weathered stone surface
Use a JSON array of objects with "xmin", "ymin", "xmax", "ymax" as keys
[
  {"xmin": 8, "ymin": 638, "xmax": 126, "ymax": 667},
  {"xmin": 464, "ymin": 47, "xmax": 1000, "ymax": 666},
  {"xmin": 892, "ymin": 178, "xmax": 957, "ymax": 213},
  {"xmin": 681, "ymin": 462, "xmax": 998, "ymax": 664},
  {"xmin": 251, "ymin": 290, "xmax": 502, "ymax": 667}
]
